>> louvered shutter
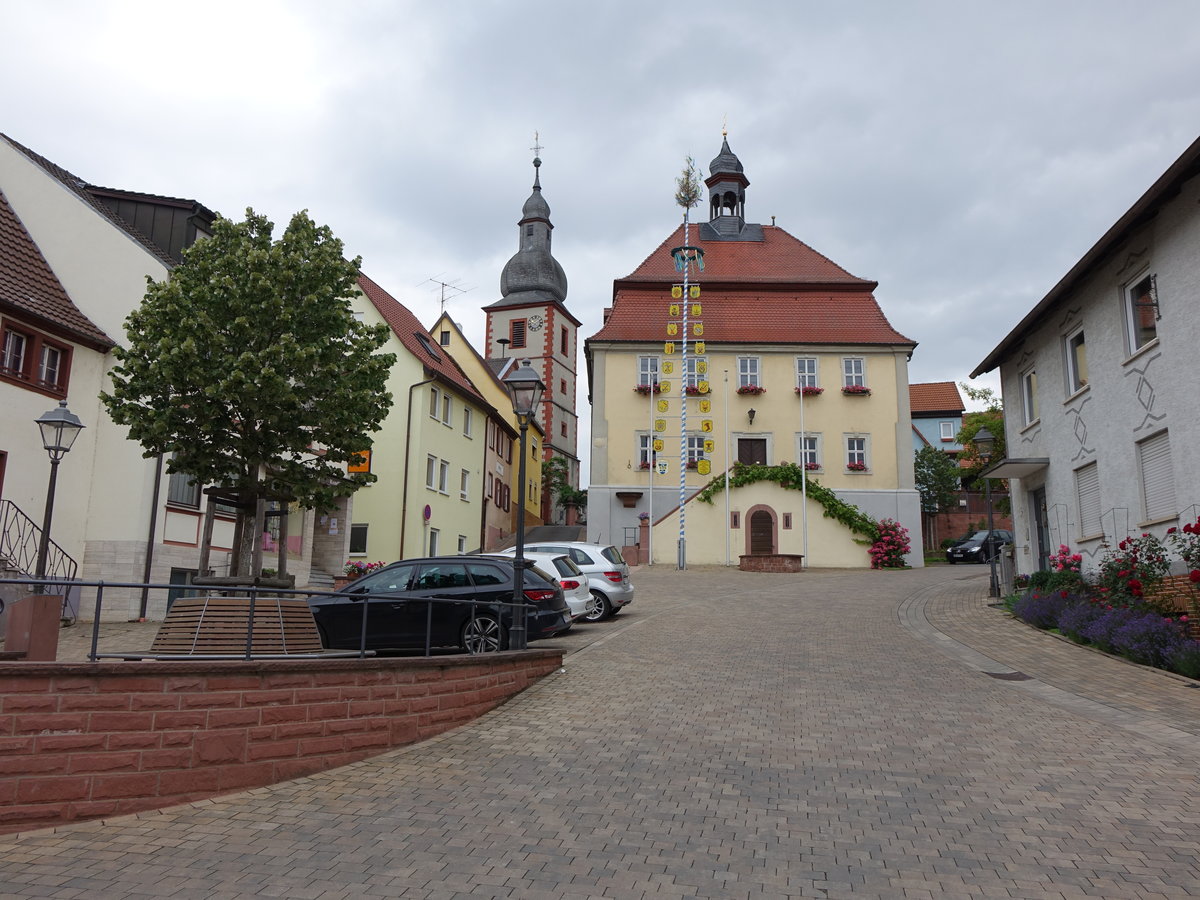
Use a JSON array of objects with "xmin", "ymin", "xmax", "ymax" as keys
[
  {"xmin": 1139, "ymin": 431, "xmax": 1176, "ymax": 522},
  {"xmin": 1075, "ymin": 463, "xmax": 1102, "ymax": 538}
]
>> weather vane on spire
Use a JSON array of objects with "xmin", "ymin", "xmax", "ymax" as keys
[
  {"xmin": 531, "ymin": 131, "xmax": 543, "ymax": 159},
  {"xmin": 722, "ymin": 114, "xmax": 728, "ymax": 137}
]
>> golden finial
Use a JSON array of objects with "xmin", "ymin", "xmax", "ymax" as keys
[{"xmin": 722, "ymin": 115, "xmax": 727, "ymax": 138}]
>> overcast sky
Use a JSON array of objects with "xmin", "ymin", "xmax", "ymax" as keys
[{"xmin": 5, "ymin": 1, "xmax": 1200, "ymax": 480}]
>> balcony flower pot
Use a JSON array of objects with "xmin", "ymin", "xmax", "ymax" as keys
[
  {"xmin": 633, "ymin": 384, "xmax": 662, "ymax": 395},
  {"xmin": 846, "ymin": 462, "xmax": 868, "ymax": 472},
  {"xmin": 841, "ymin": 386, "xmax": 871, "ymax": 396},
  {"xmin": 804, "ymin": 463, "xmax": 821, "ymax": 471},
  {"xmin": 795, "ymin": 386, "xmax": 823, "ymax": 396},
  {"xmin": 736, "ymin": 385, "xmax": 766, "ymax": 396}
]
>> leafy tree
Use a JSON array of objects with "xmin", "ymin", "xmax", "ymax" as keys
[
  {"xmin": 543, "ymin": 455, "xmax": 586, "ymax": 510},
  {"xmin": 102, "ymin": 209, "xmax": 396, "ymax": 575},
  {"xmin": 956, "ymin": 382, "xmax": 1006, "ymax": 479},
  {"xmin": 914, "ymin": 446, "xmax": 960, "ymax": 514}
]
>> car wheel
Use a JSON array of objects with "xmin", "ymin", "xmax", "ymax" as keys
[
  {"xmin": 584, "ymin": 591, "xmax": 612, "ymax": 622},
  {"xmin": 461, "ymin": 616, "xmax": 506, "ymax": 654}
]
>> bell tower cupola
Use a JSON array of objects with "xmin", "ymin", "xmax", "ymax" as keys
[{"xmin": 705, "ymin": 132, "xmax": 750, "ymax": 237}]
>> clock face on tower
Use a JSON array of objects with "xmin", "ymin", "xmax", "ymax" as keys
[{"xmin": 527, "ymin": 313, "xmax": 544, "ymax": 331}]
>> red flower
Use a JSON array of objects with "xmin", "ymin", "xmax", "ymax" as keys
[
  {"xmin": 1167, "ymin": 527, "xmax": 1177, "ymax": 535},
  {"xmin": 1118, "ymin": 539, "xmax": 1128, "ymax": 550},
  {"xmin": 1190, "ymin": 570, "xmax": 1200, "ymax": 584},
  {"xmin": 1128, "ymin": 578, "xmax": 1143, "ymax": 597}
]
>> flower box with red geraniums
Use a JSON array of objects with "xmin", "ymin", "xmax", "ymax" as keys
[
  {"xmin": 736, "ymin": 385, "xmax": 765, "ymax": 395},
  {"xmin": 686, "ymin": 460, "xmax": 700, "ymax": 469},
  {"xmin": 638, "ymin": 461, "xmax": 652, "ymax": 470},
  {"xmin": 841, "ymin": 385, "xmax": 871, "ymax": 396},
  {"xmin": 804, "ymin": 462, "xmax": 821, "ymax": 471},
  {"xmin": 633, "ymin": 383, "xmax": 663, "ymax": 395},
  {"xmin": 846, "ymin": 462, "xmax": 868, "ymax": 472},
  {"xmin": 795, "ymin": 386, "xmax": 824, "ymax": 397},
  {"xmin": 344, "ymin": 559, "xmax": 386, "ymax": 578},
  {"xmin": 685, "ymin": 385, "xmax": 707, "ymax": 395}
]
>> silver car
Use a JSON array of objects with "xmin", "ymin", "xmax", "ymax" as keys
[
  {"xmin": 499, "ymin": 541, "xmax": 634, "ymax": 622},
  {"xmin": 488, "ymin": 552, "xmax": 591, "ymax": 622}
]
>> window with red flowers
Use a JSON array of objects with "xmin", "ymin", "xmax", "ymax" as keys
[{"xmin": 0, "ymin": 319, "xmax": 72, "ymax": 398}]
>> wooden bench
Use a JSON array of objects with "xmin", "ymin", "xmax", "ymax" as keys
[{"xmin": 151, "ymin": 595, "xmax": 324, "ymax": 656}]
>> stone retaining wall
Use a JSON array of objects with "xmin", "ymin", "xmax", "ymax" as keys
[{"xmin": 0, "ymin": 651, "xmax": 561, "ymax": 835}]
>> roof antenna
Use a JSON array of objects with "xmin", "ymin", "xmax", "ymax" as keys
[{"xmin": 422, "ymin": 275, "xmax": 473, "ymax": 314}]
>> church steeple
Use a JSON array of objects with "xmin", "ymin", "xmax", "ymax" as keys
[
  {"xmin": 498, "ymin": 154, "xmax": 568, "ymax": 305},
  {"xmin": 705, "ymin": 133, "xmax": 750, "ymax": 236}
]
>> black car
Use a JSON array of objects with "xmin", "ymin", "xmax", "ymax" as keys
[
  {"xmin": 307, "ymin": 557, "xmax": 571, "ymax": 653},
  {"xmin": 946, "ymin": 530, "xmax": 1013, "ymax": 564}
]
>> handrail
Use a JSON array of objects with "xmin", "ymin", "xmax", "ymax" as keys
[{"xmin": 0, "ymin": 499, "xmax": 78, "ymax": 581}]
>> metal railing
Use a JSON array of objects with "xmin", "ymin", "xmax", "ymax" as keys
[
  {"xmin": 0, "ymin": 499, "xmax": 78, "ymax": 582},
  {"xmin": 0, "ymin": 577, "xmax": 536, "ymax": 662}
]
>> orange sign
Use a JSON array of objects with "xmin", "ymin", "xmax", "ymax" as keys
[{"xmin": 348, "ymin": 450, "xmax": 372, "ymax": 474}]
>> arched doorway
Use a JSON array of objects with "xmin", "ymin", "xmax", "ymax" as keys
[{"xmin": 749, "ymin": 509, "xmax": 775, "ymax": 555}]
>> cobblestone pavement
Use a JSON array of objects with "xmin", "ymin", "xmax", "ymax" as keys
[{"xmin": 3, "ymin": 564, "xmax": 1200, "ymax": 899}]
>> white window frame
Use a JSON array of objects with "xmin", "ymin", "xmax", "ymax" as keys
[
  {"xmin": 463, "ymin": 407, "xmax": 473, "ymax": 438},
  {"xmin": 460, "ymin": 468, "xmax": 470, "ymax": 501},
  {"xmin": 1064, "ymin": 326, "xmax": 1088, "ymax": 394},
  {"xmin": 441, "ymin": 393, "xmax": 452, "ymax": 426},
  {"xmin": 795, "ymin": 432, "xmax": 822, "ymax": 469},
  {"xmin": 1138, "ymin": 430, "xmax": 1176, "ymax": 523},
  {"xmin": 429, "ymin": 386, "xmax": 439, "ymax": 420},
  {"xmin": 457, "ymin": 534, "xmax": 468, "ymax": 554},
  {"xmin": 428, "ymin": 528, "xmax": 440, "ymax": 556},
  {"xmin": 1123, "ymin": 271, "xmax": 1158, "ymax": 355},
  {"xmin": 1020, "ymin": 367, "xmax": 1039, "ymax": 426},
  {"xmin": 638, "ymin": 356, "xmax": 659, "ymax": 387},
  {"xmin": 737, "ymin": 356, "xmax": 760, "ymax": 389},
  {"xmin": 842, "ymin": 357, "xmax": 865, "ymax": 388},
  {"xmin": 795, "ymin": 357, "xmax": 818, "ymax": 390},
  {"xmin": 939, "ymin": 422, "xmax": 954, "ymax": 441},
  {"xmin": 426, "ymin": 454, "xmax": 437, "ymax": 490},
  {"xmin": 637, "ymin": 433, "xmax": 654, "ymax": 468},
  {"xmin": 686, "ymin": 434, "xmax": 707, "ymax": 467},
  {"xmin": 845, "ymin": 434, "xmax": 869, "ymax": 471},
  {"xmin": 438, "ymin": 460, "xmax": 450, "ymax": 494},
  {"xmin": 683, "ymin": 356, "xmax": 706, "ymax": 389},
  {"xmin": 1075, "ymin": 461, "xmax": 1102, "ymax": 539}
]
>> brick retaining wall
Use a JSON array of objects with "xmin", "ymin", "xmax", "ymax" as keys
[
  {"xmin": 0, "ymin": 651, "xmax": 561, "ymax": 835},
  {"xmin": 1145, "ymin": 574, "xmax": 1200, "ymax": 639},
  {"xmin": 739, "ymin": 554, "xmax": 805, "ymax": 573}
]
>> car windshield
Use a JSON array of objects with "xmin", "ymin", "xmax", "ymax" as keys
[
  {"xmin": 968, "ymin": 532, "xmax": 990, "ymax": 541},
  {"xmin": 600, "ymin": 546, "xmax": 625, "ymax": 565},
  {"xmin": 524, "ymin": 565, "xmax": 556, "ymax": 587}
]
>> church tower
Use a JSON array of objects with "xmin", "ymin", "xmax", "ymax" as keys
[{"xmin": 484, "ymin": 151, "xmax": 581, "ymax": 520}]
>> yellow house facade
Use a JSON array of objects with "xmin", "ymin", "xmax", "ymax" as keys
[
  {"xmin": 351, "ymin": 275, "xmax": 490, "ymax": 560},
  {"xmin": 585, "ymin": 137, "xmax": 921, "ymax": 567}
]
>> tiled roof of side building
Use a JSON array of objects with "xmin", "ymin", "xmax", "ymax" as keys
[
  {"xmin": 0, "ymin": 188, "xmax": 114, "ymax": 349},
  {"xmin": 617, "ymin": 224, "xmax": 876, "ymax": 287},
  {"xmin": 909, "ymin": 381, "xmax": 964, "ymax": 414},
  {"xmin": 357, "ymin": 273, "xmax": 487, "ymax": 405}
]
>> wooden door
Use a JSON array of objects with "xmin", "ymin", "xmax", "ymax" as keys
[
  {"xmin": 749, "ymin": 510, "xmax": 774, "ymax": 555},
  {"xmin": 738, "ymin": 438, "xmax": 767, "ymax": 465}
]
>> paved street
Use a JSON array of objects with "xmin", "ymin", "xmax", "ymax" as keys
[{"xmin": 4, "ymin": 564, "xmax": 1200, "ymax": 899}]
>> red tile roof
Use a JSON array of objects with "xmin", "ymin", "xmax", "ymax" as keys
[
  {"xmin": 590, "ymin": 225, "xmax": 914, "ymax": 347},
  {"xmin": 619, "ymin": 224, "xmax": 874, "ymax": 286},
  {"xmin": 909, "ymin": 381, "xmax": 964, "ymax": 414},
  {"xmin": 357, "ymin": 273, "xmax": 486, "ymax": 404},
  {"xmin": 0, "ymin": 188, "xmax": 113, "ymax": 349}
]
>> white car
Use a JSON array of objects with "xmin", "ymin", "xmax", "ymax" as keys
[
  {"xmin": 498, "ymin": 541, "xmax": 634, "ymax": 622},
  {"xmin": 483, "ymin": 552, "xmax": 591, "ymax": 622}
]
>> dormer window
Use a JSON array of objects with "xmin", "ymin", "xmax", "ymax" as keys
[
  {"xmin": 415, "ymin": 333, "xmax": 441, "ymax": 360},
  {"xmin": 1, "ymin": 318, "xmax": 72, "ymax": 397}
]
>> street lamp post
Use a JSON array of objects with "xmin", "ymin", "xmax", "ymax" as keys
[
  {"xmin": 504, "ymin": 360, "xmax": 545, "ymax": 650},
  {"xmin": 34, "ymin": 401, "xmax": 85, "ymax": 590},
  {"xmin": 974, "ymin": 426, "xmax": 1000, "ymax": 598}
]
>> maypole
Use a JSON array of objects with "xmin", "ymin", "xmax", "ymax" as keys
[{"xmin": 671, "ymin": 157, "xmax": 704, "ymax": 570}]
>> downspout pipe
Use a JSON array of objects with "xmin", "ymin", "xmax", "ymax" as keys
[
  {"xmin": 400, "ymin": 377, "xmax": 435, "ymax": 559},
  {"xmin": 137, "ymin": 454, "xmax": 164, "ymax": 620}
]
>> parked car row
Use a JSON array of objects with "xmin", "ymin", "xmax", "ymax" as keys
[{"xmin": 306, "ymin": 542, "xmax": 634, "ymax": 654}]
